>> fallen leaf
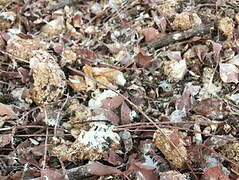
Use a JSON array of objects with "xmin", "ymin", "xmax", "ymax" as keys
[
  {"xmin": 105, "ymin": 150, "xmax": 123, "ymax": 166},
  {"xmin": 0, "ymin": 134, "xmax": 12, "ymax": 147},
  {"xmin": 75, "ymin": 48, "xmax": 97, "ymax": 65},
  {"xmin": 18, "ymin": 67, "xmax": 30, "ymax": 83},
  {"xmin": 219, "ymin": 63, "xmax": 239, "ymax": 83},
  {"xmin": 87, "ymin": 162, "xmax": 121, "ymax": 176},
  {"xmin": 0, "ymin": 103, "xmax": 17, "ymax": 120},
  {"xmin": 142, "ymin": 27, "xmax": 161, "ymax": 42},
  {"xmin": 129, "ymin": 162, "xmax": 158, "ymax": 180},
  {"xmin": 193, "ymin": 98, "xmax": 227, "ymax": 119},
  {"xmin": 135, "ymin": 51, "xmax": 153, "ymax": 67},
  {"xmin": 202, "ymin": 165, "xmax": 230, "ymax": 180},
  {"xmin": 101, "ymin": 95, "xmax": 124, "ymax": 110},
  {"xmin": 83, "ymin": 64, "xmax": 126, "ymax": 89},
  {"xmin": 120, "ymin": 101, "xmax": 132, "ymax": 125},
  {"xmin": 40, "ymin": 169, "xmax": 65, "ymax": 180}
]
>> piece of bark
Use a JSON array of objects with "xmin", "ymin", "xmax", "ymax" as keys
[
  {"xmin": 66, "ymin": 165, "xmax": 92, "ymax": 180},
  {"xmin": 142, "ymin": 24, "xmax": 213, "ymax": 49},
  {"xmin": 28, "ymin": 164, "xmax": 92, "ymax": 180}
]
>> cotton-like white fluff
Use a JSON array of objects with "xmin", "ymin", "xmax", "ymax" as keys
[{"xmin": 76, "ymin": 122, "xmax": 120, "ymax": 152}]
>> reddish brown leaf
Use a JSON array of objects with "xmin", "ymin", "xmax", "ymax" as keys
[
  {"xmin": 40, "ymin": 169, "xmax": 65, "ymax": 180},
  {"xmin": 0, "ymin": 134, "xmax": 12, "ymax": 147},
  {"xmin": 128, "ymin": 162, "xmax": 158, "ymax": 180},
  {"xmin": 175, "ymin": 87, "xmax": 192, "ymax": 112},
  {"xmin": 121, "ymin": 102, "xmax": 131, "ymax": 125},
  {"xmin": 18, "ymin": 152, "xmax": 40, "ymax": 168},
  {"xmin": 103, "ymin": 109, "xmax": 120, "ymax": 125},
  {"xmin": 75, "ymin": 48, "xmax": 97, "ymax": 64},
  {"xmin": 1, "ymin": 32, "xmax": 10, "ymax": 41},
  {"xmin": 142, "ymin": 27, "xmax": 161, "ymax": 42},
  {"xmin": 18, "ymin": 67, "xmax": 30, "ymax": 83},
  {"xmin": 105, "ymin": 150, "xmax": 123, "ymax": 166},
  {"xmin": 101, "ymin": 95, "xmax": 124, "ymax": 110},
  {"xmin": 193, "ymin": 98, "xmax": 227, "ymax": 119},
  {"xmin": 87, "ymin": 162, "xmax": 121, "ymax": 176},
  {"xmin": 135, "ymin": 51, "xmax": 153, "ymax": 67},
  {"xmin": 0, "ymin": 103, "xmax": 17, "ymax": 120},
  {"xmin": 202, "ymin": 165, "xmax": 230, "ymax": 180},
  {"xmin": 31, "ymin": 143, "xmax": 45, "ymax": 157},
  {"xmin": 0, "ymin": 35, "xmax": 5, "ymax": 50},
  {"xmin": 187, "ymin": 146, "xmax": 201, "ymax": 163}
]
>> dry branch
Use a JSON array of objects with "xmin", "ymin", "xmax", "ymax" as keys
[{"xmin": 142, "ymin": 24, "xmax": 213, "ymax": 49}]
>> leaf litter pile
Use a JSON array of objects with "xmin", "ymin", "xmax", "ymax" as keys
[{"xmin": 0, "ymin": 0, "xmax": 239, "ymax": 179}]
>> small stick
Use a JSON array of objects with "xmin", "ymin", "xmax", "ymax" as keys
[{"xmin": 142, "ymin": 24, "xmax": 213, "ymax": 49}]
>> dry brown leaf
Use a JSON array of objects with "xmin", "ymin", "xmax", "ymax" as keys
[
  {"xmin": 101, "ymin": 95, "xmax": 124, "ymax": 110},
  {"xmin": 105, "ymin": 150, "xmax": 123, "ymax": 166},
  {"xmin": 17, "ymin": 67, "xmax": 30, "ymax": 83},
  {"xmin": 142, "ymin": 27, "xmax": 161, "ymax": 42},
  {"xmin": 202, "ymin": 165, "xmax": 230, "ymax": 180},
  {"xmin": 68, "ymin": 75, "xmax": 87, "ymax": 92},
  {"xmin": 102, "ymin": 109, "xmax": 120, "ymax": 125},
  {"xmin": 135, "ymin": 51, "xmax": 153, "ymax": 67},
  {"xmin": 120, "ymin": 101, "xmax": 132, "ymax": 125},
  {"xmin": 211, "ymin": 41, "xmax": 222, "ymax": 62},
  {"xmin": 87, "ymin": 162, "xmax": 121, "ymax": 176},
  {"xmin": 0, "ymin": 103, "xmax": 17, "ymax": 121},
  {"xmin": 40, "ymin": 169, "xmax": 65, "ymax": 180},
  {"xmin": 193, "ymin": 98, "xmax": 227, "ymax": 119},
  {"xmin": 75, "ymin": 48, "xmax": 97, "ymax": 65},
  {"xmin": 129, "ymin": 162, "xmax": 158, "ymax": 180},
  {"xmin": 83, "ymin": 64, "xmax": 126, "ymax": 89},
  {"xmin": 153, "ymin": 128, "xmax": 187, "ymax": 169},
  {"xmin": 0, "ymin": 134, "xmax": 12, "ymax": 147}
]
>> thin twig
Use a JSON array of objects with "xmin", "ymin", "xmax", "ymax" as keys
[
  {"xmin": 0, "ymin": 50, "xmax": 29, "ymax": 64},
  {"xmin": 42, "ymin": 126, "xmax": 48, "ymax": 169},
  {"xmin": 141, "ymin": 24, "xmax": 213, "ymax": 49}
]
